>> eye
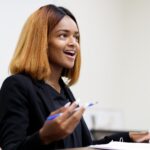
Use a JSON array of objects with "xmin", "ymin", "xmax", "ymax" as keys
[
  {"xmin": 59, "ymin": 33, "xmax": 67, "ymax": 39},
  {"xmin": 74, "ymin": 34, "xmax": 79, "ymax": 42}
]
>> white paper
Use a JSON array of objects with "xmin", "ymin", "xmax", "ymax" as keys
[{"xmin": 90, "ymin": 141, "xmax": 150, "ymax": 150}]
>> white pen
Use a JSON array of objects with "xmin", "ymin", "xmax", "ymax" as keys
[
  {"xmin": 46, "ymin": 101, "xmax": 98, "ymax": 121},
  {"xmin": 75, "ymin": 101, "xmax": 98, "ymax": 111},
  {"xmin": 84, "ymin": 101, "xmax": 99, "ymax": 109}
]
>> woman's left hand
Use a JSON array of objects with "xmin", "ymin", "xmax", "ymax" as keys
[{"xmin": 129, "ymin": 131, "xmax": 150, "ymax": 142}]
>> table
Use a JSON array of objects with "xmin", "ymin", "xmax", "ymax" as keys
[{"xmin": 58, "ymin": 147, "xmax": 101, "ymax": 150}]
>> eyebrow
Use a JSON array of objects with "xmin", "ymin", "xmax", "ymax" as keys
[{"xmin": 56, "ymin": 29, "xmax": 79, "ymax": 34}]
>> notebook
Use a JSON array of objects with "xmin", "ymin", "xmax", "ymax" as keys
[{"xmin": 90, "ymin": 141, "xmax": 150, "ymax": 150}]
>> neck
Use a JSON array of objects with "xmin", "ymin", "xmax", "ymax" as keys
[
  {"xmin": 44, "ymin": 66, "xmax": 62, "ymax": 93},
  {"xmin": 45, "ymin": 79, "xmax": 61, "ymax": 93}
]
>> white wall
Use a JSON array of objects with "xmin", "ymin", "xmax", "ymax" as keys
[{"xmin": 0, "ymin": 0, "xmax": 150, "ymax": 131}]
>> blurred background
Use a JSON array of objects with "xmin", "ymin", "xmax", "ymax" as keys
[{"xmin": 0, "ymin": 0, "xmax": 150, "ymax": 138}]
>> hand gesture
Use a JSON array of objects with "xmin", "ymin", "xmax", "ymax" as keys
[
  {"xmin": 129, "ymin": 131, "xmax": 150, "ymax": 143},
  {"xmin": 39, "ymin": 102, "xmax": 85, "ymax": 144}
]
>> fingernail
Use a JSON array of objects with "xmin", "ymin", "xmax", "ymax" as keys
[
  {"xmin": 64, "ymin": 102, "xmax": 71, "ymax": 108},
  {"xmin": 76, "ymin": 98, "xmax": 80, "ymax": 104},
  {"xmin": 74, "ymin": 101, "xmax": 79, "ymax": 105}
]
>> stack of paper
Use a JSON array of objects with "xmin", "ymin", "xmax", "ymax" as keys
[{"xmin": 90, "ymin": 141, "xmax": 150, "ymax": 150}]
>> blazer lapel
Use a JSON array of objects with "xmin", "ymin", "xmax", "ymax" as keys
[
  {"xmin": 34, "ymin": 78, "xmax": 76, "ymax": 113},
  {"xmin": 59, "ymin": 79, "xmax": 75, "ymax": 103},
  {"xmin": 34, "ymin": 81, "xmax": 52, "ymax": 113}
]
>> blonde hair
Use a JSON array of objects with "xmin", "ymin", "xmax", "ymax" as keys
[{"xmin": 9, "ymin": 4, "xmax": 81, "ymax": 86}]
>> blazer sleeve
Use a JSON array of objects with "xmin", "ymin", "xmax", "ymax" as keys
[
  {"xmin": 0, "ymin": 76, "xmax": 45, "ymax": 150},
  {"xmin": 93, "ymin": 132, "xmax": 132, "ymax": 144}
]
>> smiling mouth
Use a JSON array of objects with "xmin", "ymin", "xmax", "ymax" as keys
[{"xmin": 64, "ymin": 50, "xmax": 76, "ymax": 57}]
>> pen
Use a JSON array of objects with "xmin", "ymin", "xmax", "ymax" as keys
[
  {"xmin": 84, "ymin": 101, "xmax": 98, "ymax": 108},
  {"xmin": 47, "ymin": 113, "xmax": 62, "ymax": 121},
  {"xmin": 46, "ymin": 101, "xmax": 98, "ymax": 121}
]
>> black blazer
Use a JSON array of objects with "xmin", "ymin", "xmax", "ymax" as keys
[
  {"xmin": 0, "ymin": 73, "xmax": 92, "ymax": 150},
  {"xmin": 0, "ymin": 73, "xmax": 131, "ymax": 150}
]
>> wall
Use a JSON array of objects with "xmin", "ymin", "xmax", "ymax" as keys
[{"xmin": 0, "ymin": 0, "xmax": 150, "ymax": 131}]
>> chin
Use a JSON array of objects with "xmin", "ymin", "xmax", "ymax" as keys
[
  {"xmin": 66, "ymin": 66, "xmax": 74, "ymax": 69},
  {"xmin": 65, "ymin": 64, "xmax": 74, "ymax": 69},
  {"xmin": 62, "ymin": 61, "xmax": 75, "ymax": 69}
]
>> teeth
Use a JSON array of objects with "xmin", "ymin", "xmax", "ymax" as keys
[
  {"xmin": 64, "ymin": 50, "xmax": 75, "ymax": 56},
  {"xmin": 65, "ymin": 50, "xmax": 75, "ymax": 53}
]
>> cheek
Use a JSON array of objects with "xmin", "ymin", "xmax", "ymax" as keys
[
  {"xmin": 48, "ymin": 41, "xmax": 63, "ymax": 52},
  {"xmin": 77, "ymin": 45, "xmax": 80, "ymax": 54},
  {"xmin": 48, "ymin": 45, "xmax": 64, "ymax": 61},
  {"xmin": 50, "ymin": 41, "xmax": 65, "ymax": 52}
]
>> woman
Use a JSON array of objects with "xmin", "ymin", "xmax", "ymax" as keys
[{"xmin": 0, "ymin": 4, "xmax": 149, "ymax": 150}]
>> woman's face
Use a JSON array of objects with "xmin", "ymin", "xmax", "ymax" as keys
[{"xmin": 48, "ymin": 16, "xmax": 80, "ymax": 71}]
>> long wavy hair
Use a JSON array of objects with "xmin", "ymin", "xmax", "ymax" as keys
[{"xmin": 9, "ymin": 4, "xmax": 81, "ymax": 86}]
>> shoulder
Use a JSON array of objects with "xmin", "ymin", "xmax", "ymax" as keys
[
  {"xmin": 2, "ymin": 73, "xmax": 31, "ymax": 85},
  {"xmin": 1, "ymin": 73, "xmax": 34, "ymax": 92}
]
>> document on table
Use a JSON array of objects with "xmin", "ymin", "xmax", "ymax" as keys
[{"xmin": 90, "ymin": 141, "xmax": 150, "ymax": 150}]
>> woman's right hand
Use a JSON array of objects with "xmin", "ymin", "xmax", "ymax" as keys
[{"xmin": 39, "ymin": 102, "xmax": 85, "ymax": 144}]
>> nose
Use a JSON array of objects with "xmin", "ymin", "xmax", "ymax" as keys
[{"xmin": 68, "ymin": 36, "xmax": 78, "ymax": 48}]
